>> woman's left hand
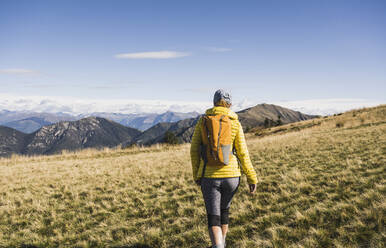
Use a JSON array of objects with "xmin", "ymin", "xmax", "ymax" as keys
[{"xmin": 249, "ymin": 184, "xmax": 256, "ymax": 194}]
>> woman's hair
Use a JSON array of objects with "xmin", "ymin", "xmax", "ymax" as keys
[{"xmin": 214, "ymin": 98, "xmax": 232, "ymax": 108}]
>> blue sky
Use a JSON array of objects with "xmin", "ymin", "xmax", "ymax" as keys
[{"xmin": 0, "ymin": 0, "xmax": 385, "ymax": 113}]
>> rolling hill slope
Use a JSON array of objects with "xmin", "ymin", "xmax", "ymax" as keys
[
  {"xmin": 128, "ymin": 104, "xmax": 317, "ymax": 146},
  {"xmin": 0, "ymin": 105, "xmax": 384, "ymax": 247},
  {"xmin": 0, "ymin": 104, "xmax": 317, "ymax": 155},
  {"xmin": 237, "ymin": 103, "xmax": 318, "ymax": 130}
]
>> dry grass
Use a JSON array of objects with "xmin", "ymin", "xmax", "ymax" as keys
[{"xmin": 0, "ymin": 105, "xmax": 385, "ymax": 247}]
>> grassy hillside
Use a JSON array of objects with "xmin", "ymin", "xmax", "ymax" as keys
[{"xmin": 0, "ymin": 105, "xmax": 385, "ymax": 248}]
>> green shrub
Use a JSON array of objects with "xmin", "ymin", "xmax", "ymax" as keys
[{"xmin": 164, "ymin": 131, "xmax": 179, "ymax": 144}]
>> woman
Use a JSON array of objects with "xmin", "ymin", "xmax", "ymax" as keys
[{"xmin": 190, "ymin": 89, "xmax": 258, "ymax": 248}]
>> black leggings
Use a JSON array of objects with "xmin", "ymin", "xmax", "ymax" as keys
[{"xmin": 200, "ymin": 177, "xmax": 240, "ymax": 227}]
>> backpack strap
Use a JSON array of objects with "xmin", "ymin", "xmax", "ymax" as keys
[
  {"xmin": 202, "ymin": 116, "xmax": 217, "ymax": 161},
  {"xmin": 200, "ymin": 117, "xmax": 209, "ymax": 178}
]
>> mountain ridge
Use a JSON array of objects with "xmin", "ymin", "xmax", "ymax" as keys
[
  {"xmin": 237, "ymin": 103, "xmax": 318, "ymax": 130},
  {"xmin": 0, "ymin": 104, "xmax": 317, "ymax": 156},
  {"xmin": 0, "ymin": 110, "xmax": 200, "ymax": 133},
  {"xmin": 125, "ymin": 103, "xmax": 318, "ymax": 147},
  {"xmin": 0, "ymin": 116, "xmax": 141, "ymax": 156}
]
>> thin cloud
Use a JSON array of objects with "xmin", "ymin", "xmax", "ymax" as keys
[
  {"xmin": 0, "ymin": 68, "xmax": 39, "ymax": 75},
  {"xmin": 0, "ymin": 93, "xmax": 210, "ymax": 115},
  {"xmin": 204, "ymin": 47, "xmax": 232, "ymax": 52},
  {"xmin": 115, "ymin": 51, "xmax": 191, "ymax": 59},
  {"xmin": 272, "ymin": 98, "xmax": 384, "ymax": 116},
  {"xmin": 0, "ymin": 94, "xmax": 383, "ymax": 116}
]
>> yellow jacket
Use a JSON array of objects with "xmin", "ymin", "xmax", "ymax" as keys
[{"xmin": 190, "ymin": 106, "xmax": 258, "ymax": 184}]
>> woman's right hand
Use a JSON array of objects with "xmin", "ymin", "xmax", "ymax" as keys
[{"xmin": 249, "ymin": 184, "xmax": 256, "ymax": 194}]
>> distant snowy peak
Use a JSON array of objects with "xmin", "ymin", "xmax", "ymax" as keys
[{"xmin": 79, "ymin": 111, "xmax": 201, "ymax": 131}]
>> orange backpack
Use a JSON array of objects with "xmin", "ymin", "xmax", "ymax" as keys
[{"xmin": 200, "ymin": 114, "xmax": 233, "ymax": 167}]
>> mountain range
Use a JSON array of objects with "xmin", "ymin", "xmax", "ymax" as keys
[
  {"xmin": 0, "ymin": 117, "xmax": 141, "ymax": 157},
  {"xmin": 127, "ymin": 103, "xmax": 318, "ymax": 146},
  {"xmin": 0, "ymin": 110, "xmax": 200, "ymax": 133},
  {"xmin": 237, "ymin": 103, "xmax": 314, "ymax": 129},
  {"xmin": 0, "ymin": 104, "xmax": 318, "ymax": 157}
]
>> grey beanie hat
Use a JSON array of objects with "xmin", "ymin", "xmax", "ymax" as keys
[{"xmin": 213, "ymin": 89, "xmax": 232, "ymax": 106}]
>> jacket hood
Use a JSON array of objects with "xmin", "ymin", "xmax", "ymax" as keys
[{"xmin": 205, "ymin": 106, "xmax": 238, "ymax": 120}]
